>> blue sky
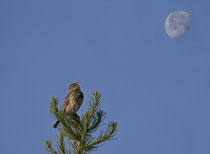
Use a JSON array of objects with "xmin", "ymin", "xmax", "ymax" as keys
[{"xmin": 1, "ymin": 0, "xmax": 210, "ymax": 154}]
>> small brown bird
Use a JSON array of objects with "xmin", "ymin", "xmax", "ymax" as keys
[{"xmin": 53, "ymin": 81, "xmax": 84, "ymax": 128}]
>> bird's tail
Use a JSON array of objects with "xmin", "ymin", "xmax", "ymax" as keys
[{"xmin": 53, "ymin": 120, "xmax": 60, "ymax": 128}]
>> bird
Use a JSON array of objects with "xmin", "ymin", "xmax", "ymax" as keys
[{"xmin": 53, "ymin": 81, "xmax": 84, "ymax": 128}]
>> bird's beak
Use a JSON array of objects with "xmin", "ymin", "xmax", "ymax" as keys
[{"xmin": 77, "ymin": 81, "xmax": 80, "ymax": 85}]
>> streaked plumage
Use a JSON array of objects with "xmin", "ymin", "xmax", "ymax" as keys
[{"xmin": 53, "ymin": 81, "xmax": 84, "ymax": 128}]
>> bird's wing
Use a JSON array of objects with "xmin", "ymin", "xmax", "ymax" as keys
[{"xmin": 61, "ymin": 92, "xmax": 71, "ymax": 113}]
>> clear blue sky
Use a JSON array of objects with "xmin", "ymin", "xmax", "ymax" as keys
[{"xmin": 1, "ymin": 0, "xmax": 210, "ymax": 154}]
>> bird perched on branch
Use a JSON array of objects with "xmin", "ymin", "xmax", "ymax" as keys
[{"xmin": 53, "ymin": 81, "xmax": 84, "ymax": 128}]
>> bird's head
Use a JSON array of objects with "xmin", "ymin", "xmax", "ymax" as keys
[{"xmin": 69, "ymin": 81, "xmax": 81, "ymax": 92}]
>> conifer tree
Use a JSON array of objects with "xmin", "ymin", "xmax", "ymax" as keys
[{"xmin": 45, "ymin": 91, "xmax": 118, "ymax": 154}]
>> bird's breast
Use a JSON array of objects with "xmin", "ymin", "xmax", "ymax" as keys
[{"xmin": 67, "ymin": 92, "xmax": 83, "ymax": 113}]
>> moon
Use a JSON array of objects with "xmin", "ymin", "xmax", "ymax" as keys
[{"xmin": 165, "ymin": 11, "xmax": 190, "ymax": 38}]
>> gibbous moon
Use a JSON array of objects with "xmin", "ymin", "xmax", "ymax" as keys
[{"xmin": 165, "ymin": 11, "xmax": 190, "ymax": 38}]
